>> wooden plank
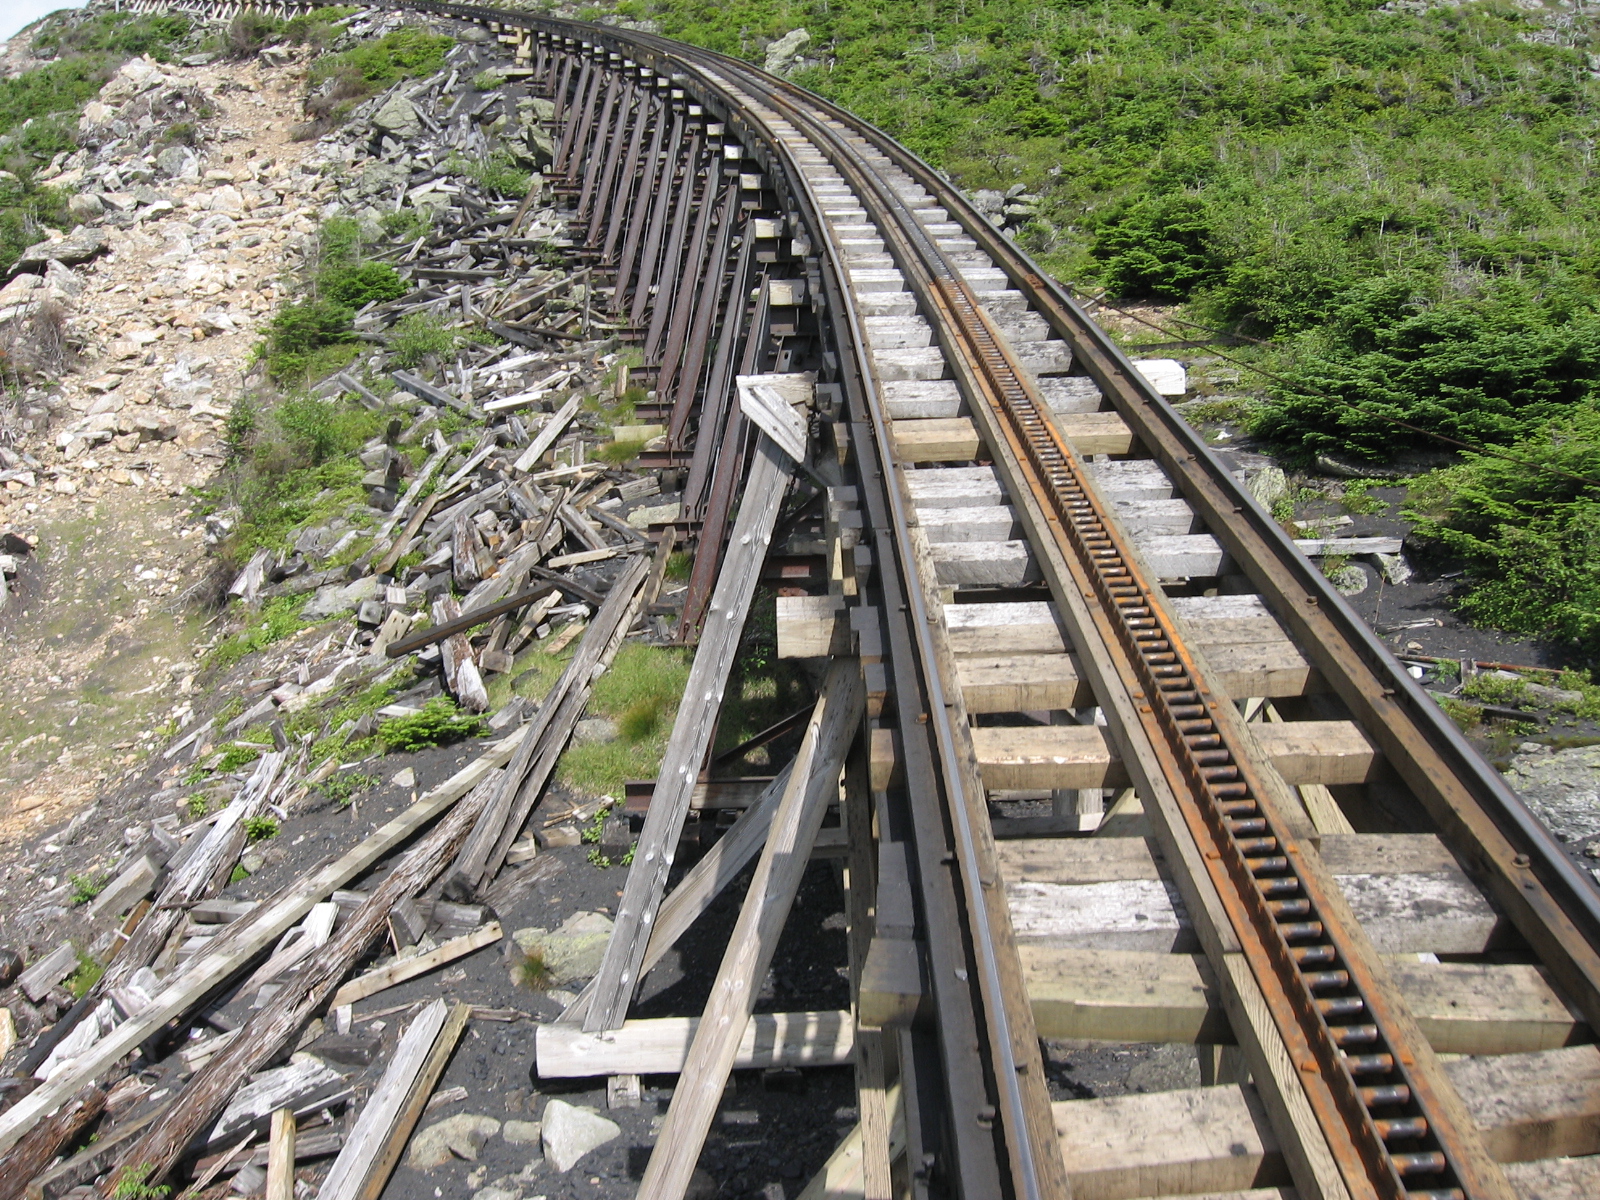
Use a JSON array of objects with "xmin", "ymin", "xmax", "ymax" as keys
[
  {"xmin": 561, "ymin": 769, "xmax": 793, "ymax": 1025},
  {"xmin": 585, "ymin": 435, "xmax": 796, "ymax": 1032},
  {"xmin": 794, "ymin": 1085, "xmax": 906, "ymax": 1200},
  {"xmin": 871, "ymin": 721, "xmax": 1376, "ymax": 791},
  {"xmin": 329, "ymin": 923, "xmax": 502, "ymax": 1009},
  {"xmin": 444, "ymin": 556, "xmax": 650, "ymax": 898},
  {"xmin": 1447, "ymin": 1044, "xmax": 1600, "ymax": 1162},
  {"xmin": 892, "ymin": 413, "xmax": 1133, "ymax": 463},
  {"xmin": 636, "ymin": 663, "xmax": 863, "ymax": 1197},
  {"xmin": 513, "ymin": 394, "xmax": 582, "ymax": 472},
  {"xmin": 1503, "ymin": 1155, "xmax": 1600, "ymax": 1200},
  {"xmin": 96, "ymin": 765, "xmax": 505, "ymax": 1188},
  {"xmin": 354, "ymin": 1003, "xmax": 469, "ymax": 1200},
  {"xmin": 0, "ymin": 1086, "xmax": 105, "ymax": 1200},
  {"xmin": 1006, "ymin": 872, "xmax": 1500, "ymax": 955},
  {"xmin": 317, "ymin": 999, "xmax": 450, "ymax": 1200},
  {"xmin": 17, "ymin": 943, "xmax": 78, "ymax": 1004},
  {"xmin": 1021, "ymin": 947, "xmax": 1587, "ymax": 1054},
  {"xmin": 265, "ymin": 1111, "xmax": 294, "ymax": 1200},
  {"xmin": 1052, "ymin": 1051, "xmax": 1600, "ymax": 1200},
  {"xmin": 537, "ymin": 1010, "xmax": 855, "ymax": 1077},
  {"xmin": 1052, "ymin": 1082, "xmax": 1290, "ymax": 1200}
]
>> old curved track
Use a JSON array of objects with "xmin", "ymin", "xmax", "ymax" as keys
[{"xmin": 115, "ymin": 4, "xmax": 1600, "ymax": 1197}]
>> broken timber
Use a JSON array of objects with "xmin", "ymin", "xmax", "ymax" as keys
[{"xmin": 584, "ymin": 431, "xmax": 798, "ymax": 1032}]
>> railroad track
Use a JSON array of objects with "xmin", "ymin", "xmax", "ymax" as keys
[{"xmin": 124, "ymin": 4, "xmax": 1600, "ymax": 1197}]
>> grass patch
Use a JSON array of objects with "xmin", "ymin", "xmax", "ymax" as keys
[
  {"xmin": 216, "ymin": 743, "xmax": 265, "ymax": 773},
  {"xmin": 1340, "ymin": 480, "xmax": 1386, "ymax": 516},
  {"xmin": 377, "ymin": 698, "xmax": 487, "ymax": 752},
  {"xmin": 1461, "ymin": 673, "xmax": 1531, "ymax": 709},
  {"xmin": 243, "ymin": 815, "xmax": 279, "ymax": 841},
  {"xmin": 69, "ymin": 872, "xmax": 105, "ymax": 906},
  {"xmin": 211, "ymin": 595, "xmax": 316, "ymax": 670},
  {"xmin": 511, "ymin": 946, "xmax": 554, "ymax": 990},
  {"xmin": 319, "ymin": 770, "xmax": 379, "ymax": 808},
  {"xmin": 596, "ymin": 439, "xmax": 648, "ymax": 466},
  {"xmin": 303, "ymin": 27, "xmax": 452, "ymax": 128},
  {"xmin": 1436, "ymin": 694, "xmax": 1483, "ymax": 733},
  {"xmin": 66, "ymin": 951, "xmax": 104, "ymax": 999},
  {"xmin": 448, "ymin": 150, "xmax": 530, "ymax": 198},
  {"xmin": 559, "ymin": 643, "xmax": 691, "ymax": 796},
  {"xmin": 664, "ymin": 551, "xmax": 692, "ymax": 582},
  {"xmin": 380, "ymin": 207, "xmax": 432, "ymax": 242}
]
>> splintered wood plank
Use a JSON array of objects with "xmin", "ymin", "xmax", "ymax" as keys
[
  {"xmin": 1052, "ymin": 1082, "xmax": 1290, "ymax": 1200},
  {"xmin": 1021, "ymin": 947, "xmax": 1586, "ymax": 1054}
]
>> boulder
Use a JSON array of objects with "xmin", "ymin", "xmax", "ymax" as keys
[
  {"xmin": 372, "ymin": 93, "xmax": 422, "ymax": 139},
  {"xmin": 502, "ymin": 1119, "xmax": 541, "ymax": 1145},
  {"xmin": 540, "ymin": 1100, "xmax": 619, "ymax": 1173},
  {"xmin": 1505, "ymin": 744, "xmax": 1600, "ymax": 844},
  {"xmin": 407, "ymin": 1113, "xmax": 501, "ymax": 1169},
  {"xmin": 510, "ymin": 912, "xmax": 614, "ymax": 985},
  {"xmin": 67, "ymin": 193, "xmax": 105, "ymax": 222},
  {"xmin": 10, "ymin": 227, "xmax": 108, "ymax": 275},
  {"xmin": 156, "ymin": 146, "xmax": 197, "ymax": 180},
  {"xmin": 764, "ymin": 28, "xmax": 812, "ymax": 74}
]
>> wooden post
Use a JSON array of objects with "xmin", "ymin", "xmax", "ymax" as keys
[
  {"xmin": 636, "ymin": 662, "xmax": 863, "ymax": 1197},
  {"xmin": 585, "ymin": 434, "xmax": 796, "ymax": 1032},
  {"xmin": 265, "ymin": 1110, "xmax": 295, "ymax": 1200}
]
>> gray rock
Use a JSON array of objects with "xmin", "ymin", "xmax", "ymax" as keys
[
  {"xmin": 156, "ymin": 145, "xmax": 197, "ymax": 180},
  {"xmin": 407, "ymin": 1113, "xmax": 502, "ymax": 1169},
  {"xmin": 511, "ymin": 912, "xmax": 615, "ymax": 985},
  {"xmin": 373, "ymin": 93, "xmax": 422, "ymax": 139},
  {"xmin": 67, "ymin": 193, "xmax": 104, "ymax": 222},
  {"xmin": 1505, "ymin": 744, "xmax": 1600, "ymax": 844},
  {"xmin": 502, "ymin": 1119, "xmax": 541, "ymax": 1145},
  {"xmin": 764, "ymin": 28, "xmax": 811, "ymax": 74},
  {"xmin": 1246, "ymin": 465, "xmax": 1289, "ymax": 510},
  {"xmin": 1374, "ymin": 552, "xmax": 1412, "ymax": 585},
  {"xmin": 11, "ymin": 227, "xmax": 108, "ymax": 275},
  {"xmin": 571, "ymin": 717, "xmax": 618, "ymax": 745},
  {"xmin": 1326, "ymin": 563, "xmax": 1369, "ymax": 596},
  {"xmin": 471, "ymin": 1188, "xmax": 520, "ymax": 1200},
  {"xmin": 971, "ymin": 189, "xmax": 1006, "ymax": 217},
  {"xmin": 301, "ymin": 575, "xmax": 381, "ymax": 620},
  {"xmin": 540, "ymin": 1099, "xmax": 620, "ymax": 1172}
]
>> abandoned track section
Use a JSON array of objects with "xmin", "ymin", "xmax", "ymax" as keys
[{"xmin": 116, "ymin": 4, "xmax": 1600, "ymax": 1198}]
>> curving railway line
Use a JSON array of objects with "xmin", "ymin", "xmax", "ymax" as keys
[{"xmin": 117, "ymin": 3, "xmax": 1600, "ymax": 1197}]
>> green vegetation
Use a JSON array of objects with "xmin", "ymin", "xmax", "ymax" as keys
[
  {"xmin": 1340, "ymin": 480, "xmax": 1386, "ymax": 517},
  {"xmin": 1436, "ymin": 694, "xmax": 1484, "ymax": 734},
  {"xmin": 319, "ymin": 771, "xmax": 379, "ymax": 808},
  {"xmin": 379, "ymin": 207, "xmax": 432, "ymax": 242},
  {"xmin": 511, "ymin": 945, "xmax": 554, "ymax": 990},
  {"xmin": 1461, "ymin": 672, "xmax": 1530, "ymax": 708},
  {"xmin": 109, "ymin": 1166, "xmax": 170, "ymax": 1200},
  {"xmin": 559, "ymin": 643, "xmax": 691, "ymax": 796},
  {"xmin": 448, "ymin": 150, "xmax": 530, "ymax": 198},
  {"xmin": 216, "ymin": 742, "xmax": 265, "ymax": 773},
  {"xmin": 212, "ymin": 595, "xmax": 317, "ymax": 668},
  {"xmin": 390, "ymin": 312, "xmax": 457, "ymax": 370},
  {"xmin": 66, "ymin": 951, "xmax": 104, "ymax": 1000},
  {"xmin": 1408, "ymin": 406, "xmax": 1600, "ymax": 658},
  {"xmin": 30, "ymin": 10, "xmax": 191, "ymax": 61},
  {"xmin": 304, "ymin": 27, "xmax": 452, "ymax": 128},
  {"xmin": 243, "ymin": 815, "xmax": 280, "ymax": 841},
  {"xmin": 377, "ymin": 698, "xmax": 487, "ymax": 752},
  {"xmin": 185, "ymin": 792, "xmax": 212, "ymax": 819},
  {"xmin": 69, "ymin": 872, "xmax": 105, "ymax": 906}
]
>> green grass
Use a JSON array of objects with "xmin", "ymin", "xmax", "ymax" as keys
[
  {"xmin": 448, "ymin": 150, "xmax": 530, "ymax": 198},
  {"xmin": 69, "ymin": 873, "xmax": 105, "ymax": 906},
  {"xmin": 243, "ymin": 815, "xmax": 280, "ymax": 841},
  {"xmin": 1460, "ymin": 673, "xmax": 1531, "ymax": 708},
  {"xmin": 66, "ymin": 951, "xmax": 104, "ymax": 1000},
  {"xmin": 559, "ymin": 643, "xmax": 691, "ymax": 796},
  {"xmin": 216, "ymin": 742, "xmax": 265, "ymax": 773},
  {"xmin": 319, "ymin": 770, "xmax": 379, "ymax": 808},
  {"xmin": 212, "ymin": 595, "xmax": 316, "ymax": 670},
  {"xmin": 389, "ymin": 312, "xmax": 458, "ymax": 370}
]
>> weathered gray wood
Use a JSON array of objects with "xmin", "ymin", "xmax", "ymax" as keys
[
  {"xmin": 211, "ymin": 1059, "xmax": 347, "ymax": 1143},
  {"xmin": 637, "ymin": 663, "xmax": 863, "ymax": 1197},
  {"xmin": 444, "ymin": 555, "xmax": 650, "ymax": 899},
  {"xmin": 559, "ymin": 765, "xmax": 794, "ymax": 1025},
  {"xmin": 513, "ymin": 394, "xmax": 582, "ymax": 473},
  {"xmin": 0, "ymin": 1086, "xmax": 104, "ymax": 1200},
  {"xmin": 585, "ymin": 434, "xmax": 796, "ymax": 1032},
  {"xmin": 84, "ymin": 855, "xmax": 164, "ymax": 924},
  {"xmin": 103, "ymin": 771, "xmax": 502, "ymax": 1190},
  {"xmin": 17, "ymin": 943, "xmax": 78, "ymax": 1004},
  {"xmin": 432, "ymin": 597, "xmax": 489, "ymax": 713},
  {"xmin": 537, "ymin": 1010, "xmax": 854, "ymax": 1077},
  {"xmin": 317, "ymin": 999, "xmax": 449, "ymax": 1200},
  {"xmin": 354, "ymin": 1003, "xmax": 469, "ymax": 1200},
  {"xmin": 0, "ymin": 732, "xmax": 525, "ymax": 1158}
]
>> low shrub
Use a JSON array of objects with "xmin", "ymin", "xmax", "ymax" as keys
[
  {"xmin": 390, "ymin": 312, "xmax": 456, "ymax": 369},
  {"xmin": 377, "ymin": 698, "xmax": 487, "ymax": 751}
]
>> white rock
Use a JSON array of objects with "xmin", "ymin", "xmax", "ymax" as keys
[
  {"xmin": 1133, "ymin": 358, "xmax": 1187, "ymax": 396},
  {"xmin": 390, "ymin": 766, "xmax": 415, "ymax": 788},
  {"xmin": 407, "ymin": 1113, "xmax": 502, "ymax": 1169},
  {"xmin": 540, "ymin": 1100, "xmax": 619, "ymax": 1172}
]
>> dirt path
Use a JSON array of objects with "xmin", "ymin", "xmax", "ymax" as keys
[{"xmin": 0, "ymin": 49, "xmax": 332, "ymax": 839}]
